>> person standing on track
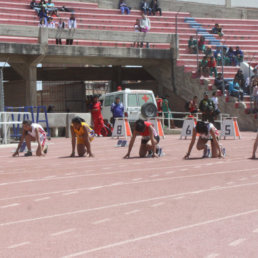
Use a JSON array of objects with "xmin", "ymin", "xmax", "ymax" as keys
[
  {"xmin": 124, "ymin": 119, "xmax": 161, "ymax": 158},
  {"xmin": 184, "ymin": 121, "xmax": 225, "ymax": 159},
  {"xmin": 89, "ymin": 95, "xmax": 105, "ymax": 136},
  {"xmin": 70, "ymin": 117, "xmax": 94, "ymax": 157},
  {"xmin": 13, "ymin": 120, "xmax": 47, "ymax": 157},
  {"xmin": 251, "ymin": 131, "xmax": 258, "ymax": 159}
]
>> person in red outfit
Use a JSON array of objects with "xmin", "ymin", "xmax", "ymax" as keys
[
  {"xmin": 156, "ymin": 95, "xmax": 163, "ymax": 116},
  {"xmin": 89, "ymin": 95, "xmax": 105, "ymax": 136}
]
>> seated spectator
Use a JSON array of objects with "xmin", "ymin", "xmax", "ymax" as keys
[
  {"xmin": 133, "ymin": 18, "xmax": 141, "ymax": 47},
  {"xmin": 119, "ymin": 0, "xmax": 130, "ymax": 15},
  {"xmin": 38, "ymin": 18, "xmax": 46, "ymax": 27},
  {"xmin": 222, "ymin": 46, "xmax": 231, "ymax": 66},
  {"xmin": 211, "ymin": 23, "xmax": 224, "ymax": 37},
  {"xmin": 140, "ymin": 0, "xmax": 152, "ymax": 15},
  {"xmin": 198, "ymin": 36, "xmax": 206, "ymax": 53},
  {"xmin": 188, "ymin": 96, "xmax": 198, "ymax": 113},
  {"xmin": 56, "ymin": 18, "xmax": 65, "ymax": 45},
  {"xmin": 208, "ymin": 56, "xmax": 217, "ymax": 78},
  {"xmin": 226, "ymin": 47, "xmax": 237, "ymax": 66},
  {"xmin": 39, "ymin": 0, "xmax": 47, "ymax": 9},
  {"xmin": 140, "ymin": 13, "xmax": 151, "ymax": 33},
  {"xmin": 204, "ymin": 45, "xmax": 213, "ymax": 58},
  {"xmin": 46, "ymin": 17, "xmax": 55, "ymax": 28},
  {"xmin": 150, "ymin": 0, "xmax": 162, "ymax": 16},
  {"xmin": 214, "ymin": 73, "xmax": 228, "ymax": 93},
  {"xmin": 228, "ymin": 78, "xmax": 244, "ymax": 101},
  {"xmin": 66, "ymin": 13, "xmax": 77, "ymax": 45},
  {"xmin": 234, "ymin": 46, "xmax": 244, "ymax": 66},
  {"xmin": 38, "ymin": 7, "xmax": 48, "ymax": 25},
  {"xmin": 214, "ymin": 46, "xmax": 222, "ymax": 65},
  {"xmin": 198, "ymin": 56, "xmax": 209, "ymax": 77},
  {"xmin": 30, "ymin": 0, "xmax": 41, "ymax": 14},
  {"xmin": 188, "ymin": 36, "xmax": 197, "ymax": 54},
  {"xmin": 234, "ymin": 69, "xmax": 245, "ymax": 91}
]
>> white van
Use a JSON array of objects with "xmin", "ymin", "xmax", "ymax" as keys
[{"xmin": 100, "ymin": 88, "xmax": 157, "ymax": 122}]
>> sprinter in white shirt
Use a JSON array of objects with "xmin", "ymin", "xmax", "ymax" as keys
[{"xmin": 13, "ymin": 120, "xmax": 47, "ymax": 157}]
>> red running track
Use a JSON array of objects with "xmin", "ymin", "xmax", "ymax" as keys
[{"xmin": 0, "ymin": 133, "xmax": 257, "ymax": 258}]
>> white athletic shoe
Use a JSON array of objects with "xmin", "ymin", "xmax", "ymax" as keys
[{"xmin": 203, "ymin": 146, "xmax": 211, "ymax": 158}]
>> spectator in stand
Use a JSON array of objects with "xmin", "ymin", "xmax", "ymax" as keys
[
  {"xmin": 38, "ymin": 7, "xmax": 48, "ymax": 26},
  {"xmin": 199, "ymin": 56, "xmax": 209, "ymax": 77},
  {"xmin": 30, "ymin": 0, "xmax": 41, "ymax": 14},
  {"xmin": 228, "ymin": 78, "xmax": 244, "ymax": 101},
  {"xmin": 150, "ymin": 0, "xmax": 162, "ymax": 16},
  {"xmin": 188, "ymin": 96, "xmax": 198, "ymax": 113},
  {"xmin": 252, "ymin": 81, "xmax": 258, "ymax": 112},
  {"xmin": 213, "ymin": 46, "xmax": 222, "ymax": 65},
  {"xmin": 188, "ymin": 36, "xmax": 197, "ymax": 54},
  {"xmin": 56, "ymin": 18, "xmax": 65, "ymax": 45},
  {"xmin": 234, "ymin": 69, "xmax": 245, "ymax": 91},
  {"xmin": 214, "ymin": 73, "xmax": 228, "ymax": 93},
  {"xmin": 139, "ymin": 14, "xmax": 151, "ymax": 48},
  {"xmin": 226, "ymin": 47, "xmax": 237, "ymax": 66},
  {"xmin": 140, "ymin": 0, "xmax": 152, "ymax": 15},
  {"xmin": 208, "ymin": 56, "xmax": 218, "ymax": 78},
  {"xmin": 66, "ymin": 13, "xmax": 77, "ymax": 45},
  {"xmin": 204, "ymin": 45, "xmax": 213, "ymax": 58},
  {"xmin": 46, "ymin": 17, "xmax": 55, "ymax": 28},
  {"xmin": 119, "ymin": 0, "xmax": 130, "ymax": 15},
  {"xmin": 211, "ymin": 23, "xmax": 223, "ymax": 38},
  {"xmin": 39, "ymin": 0, "xmax": 47, "ymax": 9},
  {"xmin": 222, "ymin": 46, "xmax": 231, "ymax": 66},
  {"xmin": 199, "ymin": 92, "xmax": 215, "ymax": 123},
  {"xmin": 132, "ymin": 18, "xmax": 141, "ymax": 47},
  {"xmin": 211, "ymin": 91, "xmax": 220, "ymax": 117},
  {"xmin": 234, "ymin": 46, "xmax": 244, "ymax": 66},
  {"xmin": 38, "ymin": 18, "xmax": 46, "ymax": 27},
  {"xmin": 156, "ymin": 95, "xmax": 163, "ymax": 116},
  {"xmin": 198, "ymin": 36, "xmax": 206, "ymax": 53},
  {"xmin": 250, "ymin": 69, "xmax": 258, "ymax": 94},
  {"xmin": 111, "ymin": 96, "xmax": 124, "ymax": 126}
]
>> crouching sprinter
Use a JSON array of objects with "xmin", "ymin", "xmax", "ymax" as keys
[
  {"xmin": 184, "ymin": 121, "xmax": 225, "ymax": 159},
  {"xmin": 70, "ymin": 117, "xmax": 94, "ymax": 157},
  {"xmin": 124, "ymin": 119, "xmax": 162, "ymax": 158},
  {"xmin": 13, "ymin": 120, "xmax": 47, "ymax": 157}
]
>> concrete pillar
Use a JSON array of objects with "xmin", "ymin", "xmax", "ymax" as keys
[
  {"xmin": 10, "ymin": 63, "xmax": 37, "ymax": 106},
  {"xmin": 225, "ymin": 0, "xmax": 231, "ymax": 8}
]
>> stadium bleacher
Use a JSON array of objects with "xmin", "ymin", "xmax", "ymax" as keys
[{"xmin": 0, "ymin": 0, "xmax": 257, "ymax": 114}]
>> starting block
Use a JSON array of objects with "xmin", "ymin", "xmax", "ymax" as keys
[
  {"xmin": 220, "ymin": 117, "xmax": 241, "ymax": 140},
  {"xmin": 147, "ymin": 117, "xmax": 164, "ymax": 138},
  {"xmin": 112, "ymin": 118, "xmax": 132, "ymax": 139},
  {"xmin": 180, "ymin": 117, "xmax": 197, "ymax": 139}
]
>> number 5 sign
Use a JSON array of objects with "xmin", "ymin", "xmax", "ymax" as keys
[
  {"xmin": 180, "ymin": 118, "xmax": 196, "ymax": 139},
  {"xmin": 220, "ymin": 117, "xmax": 241, "ymax": 140},
  {"xmin": 112, "ymin": 118, "xmax": 132, "ymax": 139}
]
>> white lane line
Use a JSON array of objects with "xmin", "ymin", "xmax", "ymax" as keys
[
  {"xmin": 92, "ymin": 218, "xmax": 110, "ymax": 225},
  {"xmin": 63, "ymin": 191, "xmax": 79, "ymax": 196},
  {"xmin": 65, "ymin": 173, "xmax": 77, "ymax": 176},
  {"xmin": 2, "ymin": 181, "xmax": 258, "ymax": 227},
  {"xmin": 253, "ymin": 228, "xmax": 258, "ymax": 233},
  {"xmin": 151, "ymin": 202, "xmax": 164, "ymax": 207},
  {"xmin": 7, "ymin": 241, "xmax": 30, "ymax": 249},
  {"xmin": 125, "ymin": 209, "xmax": 140, "ymax": 215},
  {"xmin": 239, "ymin": 177, "xmax": 247, "ymax": 181},
  {"xmin": 166, "ymin": 171, "xmax": 175, "ymax": 175},
  {"xmin": 110, "ymin": 182, "xmax": 123, "ymax": 186},
  {"xmin": 43, "ymin": 176, "xmax": 56, "ymax": 179},
  {"xmin": 228, "ymin": 238, "xmax": 246, "ymax": 247},
  {"xmin": 62, "ymin": 209, "xmax": 258, "ymax": 257},
  {"xmin": 206, "ymin": 253, "xmax": 220, "ymax": 258},
  {"xmin": 194, "ymin": 166, "xmax": 201, "ymax": 169},
  {"xmin": 88, "ymin": 186, "xmax": 104, "ymax": 190},
  {"xmin": 210, "ymin": 186, "xmax": 220, "ymax": 190},
  {"xmin": 51, "ymin": 228, "xmax": 76, "ymax": 237},
  {"xmin": 149, "ymin": 174, "xmax": 159, "ymax": 178},
  {"xmin": 1, "ymin": 203, "xmax": 20, "ymax": 209},
  {"xmin": 173, "ymin": 196, "xmax": 184, "ymax": 200},
  {"xmin": 34, "ymin": 197, "xmax": 50, "ymax": 202},
  {"xmin": 180, "ymin": 169, "xmax": 188, "ymax": 171},
  {"xmin": 251, "ymin": 175, "xmax": 258, "ymax": 178},
  {"xmin": 132, "ymin": 178, "xmax": 142, "ymax": 181},
  {"xmin": 226, "ymin": 182, "xmax": 234, "ymax": 185}
]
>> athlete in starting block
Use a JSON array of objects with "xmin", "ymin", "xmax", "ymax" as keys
[
  {"xmin": 251, "ymin": 132, "xmax": 258, "ymax": 159},
  {"xmin": 124, "ymin": 119, "xmax": 161, "ymax": 158},
  {"xmin": 70, "ymin": 117, "xmax": 94, "ymax": 157},
  {"xmin": 184, "ymin": 121, "xmax": 225, "ymax": 159},
  {"xmin": 13, "ymin": 120, "xmax": 47, "ymax": 157}
]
